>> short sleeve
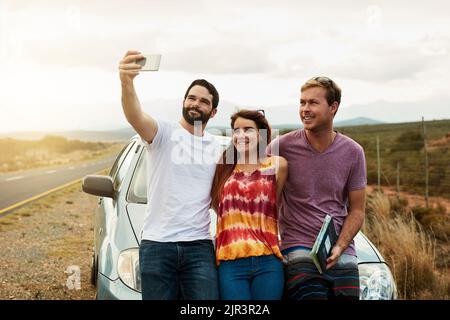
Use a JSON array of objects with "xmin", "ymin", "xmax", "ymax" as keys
[
  {"xmin": 348, "ymin": 146, "xmax": 367, "ymax": 191},
  {"xmin": 266, "ymin": 136, "xmax": 281, "ymax": 157},
  {"xmin": 140, "ymin": 118, "xmax": 172, "ymax": 150}
]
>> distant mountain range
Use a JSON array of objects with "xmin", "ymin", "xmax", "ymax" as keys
[
  {"xmin": 335, "ymin": 117, "xmax": 384, "ymax": 127},
  {"xmin": 2, "ymin": 96, "xmax": 448, "ymax": 140},
  {"xmin": 2, "ymin": 94, "xmax": 449, "ymax": 141},
  {"xmin": 0, "ymin": 128, "xmax": 133, "ymax": 142},
  {"xmin": 0, "ymin": 117, "xmax": 385, "ymax": 141}
]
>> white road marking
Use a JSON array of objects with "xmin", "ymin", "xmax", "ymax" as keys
[
  {"xmin": 69, "ymin": 167, "xmax": 75, "ymax": 170},
  {"xmin": 46, "ymin": 170, "xmax": 56, "ymax": 174},
  {"xmin": 5, "ymin": 176, "xmax": 24, "ymax": 181}
]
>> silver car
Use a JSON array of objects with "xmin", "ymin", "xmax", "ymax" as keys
[{"xmin": 82, "ymin": 135, "xmax": 397, "ymax": 300}]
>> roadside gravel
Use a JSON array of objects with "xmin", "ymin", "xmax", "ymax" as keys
[{"xmin": 0, "ymin": 182, "xmax": 96, "ymax": 300}]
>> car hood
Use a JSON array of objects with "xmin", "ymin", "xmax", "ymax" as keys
[{"xmin": 126, "ymin": 203, "xmax": 382, "ymax": 263}]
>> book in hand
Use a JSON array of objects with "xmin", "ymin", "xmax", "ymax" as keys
[{"xmin": 310, "ymin": 214, "xmax": 338, "ymax": 274}]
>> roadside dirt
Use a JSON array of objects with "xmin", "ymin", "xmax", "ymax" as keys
[
  {"xmin": 366, "ymin": 185, "xmax": 450, "ymax": 213},
  {"xmin": 0, "ymin": 181, "xmax": 447, "ymax": 300},
  {"xmin": 0, "ymin": 182, "xmax": 96, "ymax": 300}
]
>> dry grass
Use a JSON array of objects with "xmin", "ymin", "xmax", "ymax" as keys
[
  {"xmin": 0, "ymin": 137, "xmax": 123, "ymax": 173},
  {"xmin": 363, "ymin": 191, "xmax": 449, "ymax": 299}
]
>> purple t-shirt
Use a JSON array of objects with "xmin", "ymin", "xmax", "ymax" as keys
[{"xmin": 268, "ymin": 129, "xmax": 367, "ymax": 256}]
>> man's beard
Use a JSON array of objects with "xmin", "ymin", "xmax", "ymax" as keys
[{"xmin": 182, "ymin": 107, "xmax": 212, "ymax": 125}]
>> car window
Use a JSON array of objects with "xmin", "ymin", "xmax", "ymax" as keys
[
  {"xmin": 113, "ymin": 141, "xmax": 136, "ymax": 191},
  {"xmin": 128, "ymin": 151, "xmax": 147, "ymax": 204},
  {"xmin": 109, "ymin": 141, "xmax": 135, "ymax": 179}
]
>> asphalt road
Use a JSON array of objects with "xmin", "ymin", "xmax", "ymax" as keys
[{"xmin": 0, "ymin": 156, "xmax": 116, "ymax": 214}]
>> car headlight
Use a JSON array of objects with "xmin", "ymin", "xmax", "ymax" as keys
[
  {"xmin": 359, "ymin": 263, "xmax": 397, "ymax": 300},
  {"xmin": 118, "ymin": 248, "xmax": 141, "ymax": 292}
]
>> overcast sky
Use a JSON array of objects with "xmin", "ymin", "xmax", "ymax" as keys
[{"xmin": 1, "ymin": 0, "xmax": 450, "ymax": 132}]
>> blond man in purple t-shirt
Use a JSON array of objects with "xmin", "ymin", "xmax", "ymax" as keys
[{"xmin": 268, "ymin": 77, "xmax": 367, "ymax": 300}]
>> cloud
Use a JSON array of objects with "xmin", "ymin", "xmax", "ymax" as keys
[
  {"xmin": 6, "ymin": 0, "xmax": 449, "ymax": 80},
  {"xmin": 2, "ymin": 1, "xmax": 450, "ymax": 133},
  {"xmin": 161, "ymin": 43, "xmax": 275, "ymax": 74},
  {"xmin": 335, "ymin": 98, "xmax": 450, "ymax": 123},
  {"xmin": 2, "ymin": 5, "xmax": 277, "ymax": 74},
  {"xmin": 268, "ymin": 27, "xmax": 450, "ymax": 82},
  {"xmin": 332, "ymin": 43, "xmax": 434, "ymax": 82}
]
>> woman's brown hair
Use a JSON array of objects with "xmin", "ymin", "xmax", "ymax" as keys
[{"xmin": 210, "ymin": 109, "xmax": 271, "ymax": 212}]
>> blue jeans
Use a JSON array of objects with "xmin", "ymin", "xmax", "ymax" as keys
[
  {"xmin": 218, "ymin": 255, "xmax": 284, "ymax": 300},
  {"xmin": 139, "ymin": 239, "xmax": 219, "ymax": 300}
]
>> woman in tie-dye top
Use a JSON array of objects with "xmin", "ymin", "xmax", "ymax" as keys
[{"xmin": 210, "ymin": 109, "xmax": 288, "ymax": 300}]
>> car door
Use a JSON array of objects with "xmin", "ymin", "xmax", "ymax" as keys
[{"xmin": 94, "ymin": 140, "xmax": 136, "ymax": 261}]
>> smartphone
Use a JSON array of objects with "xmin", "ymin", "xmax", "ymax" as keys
[{"xmin": 136, "ymin": 54, "xmax": 161, "ymax": 71}]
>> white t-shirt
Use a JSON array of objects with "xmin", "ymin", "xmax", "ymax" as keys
[{"xmin": 140, "ymin": 119, "xmax": 221, "ymax": 242}]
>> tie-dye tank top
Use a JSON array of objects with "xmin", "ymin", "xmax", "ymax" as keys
[{"xmin": 216, "ymin": 157, "xmax": 282, "ymax": 263}]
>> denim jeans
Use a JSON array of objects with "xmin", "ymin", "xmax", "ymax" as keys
[
  {"xmin": 139, "ymin": 239, "xmax": 219, "ymax": 300},
  {"xmin": 218, "ymin": 255, "xmax": 284, "ymax": 300}
]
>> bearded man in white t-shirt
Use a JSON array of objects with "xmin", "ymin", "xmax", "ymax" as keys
[{"xmin": 119, "ymin": 50, "xmax": 220, "ymax": 300}]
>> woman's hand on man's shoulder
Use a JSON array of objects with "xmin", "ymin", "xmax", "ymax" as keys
[{"xmin": 271, "ymin": 155, "xmax": 288, "ymax": 171}]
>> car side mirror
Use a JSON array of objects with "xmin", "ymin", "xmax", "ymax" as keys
[{"xmin": 82, "ymin": 175, "xmax": 114, "ymax": 198}]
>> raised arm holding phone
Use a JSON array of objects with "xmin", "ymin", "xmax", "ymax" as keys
[
  {"xmin": 119, "ymin": 50, "xmax": 158, "ymax": 143},
  {"xmin": 118, "ymin": 50, "xmax": 221, "ymax": 300}
]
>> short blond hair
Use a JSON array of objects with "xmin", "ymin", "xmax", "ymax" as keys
[{"xmin": 301, "ymin": 76, "xmax": 342, "ymax": 106}]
